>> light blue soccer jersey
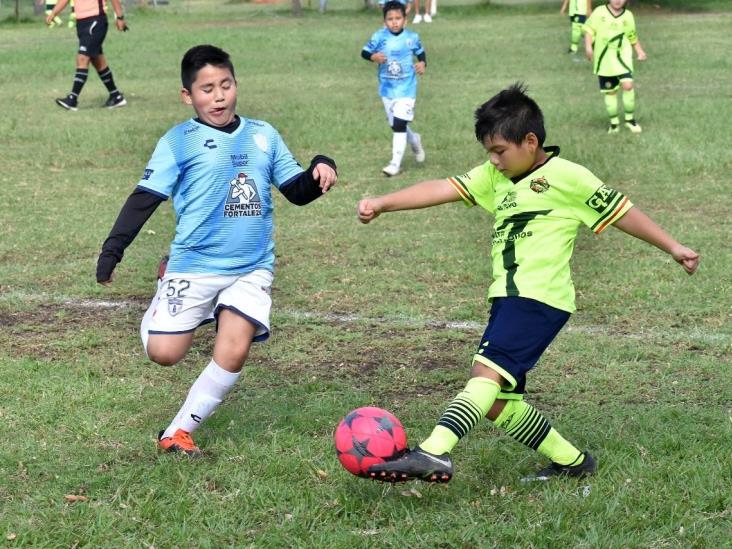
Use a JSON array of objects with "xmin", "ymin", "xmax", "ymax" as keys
[
  {"xmin": 363, "ymin": 28, "xmax": 424, "ymax": 99},
  {"xmin": 137, "ymin": 117, "xmax": 304, "ymax": 275}
]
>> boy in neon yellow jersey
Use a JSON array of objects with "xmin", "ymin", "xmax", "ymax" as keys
[
  {"xmin": 358, "ymin": 84, "xmax": 699, "ymax": 483},
  {"xmin": 560, "ymin": 0, "xmax": 591, "ymax": 54},
  {"xmin": 584, "ymin": 0, "xmax": 647, "ymax": 133}
]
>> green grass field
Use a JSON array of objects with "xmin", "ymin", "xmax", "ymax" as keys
[{"xmin": 1, "ymin": 0, "xmax": 731, "ymax": 546}]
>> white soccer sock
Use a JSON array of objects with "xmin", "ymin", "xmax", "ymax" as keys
[
  {"xmin": 391, "ymin": 132, "xmax": 407, "ymax": 167},
  {"xmin": 162, "ymin": 360, "xmax": 241, "ymax": 438},
  {"xmin": 406, "ymin": 127, "xmax": 419, "ymax": 147}
]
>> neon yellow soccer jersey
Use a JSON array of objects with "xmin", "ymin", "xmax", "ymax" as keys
[
  {"xmin": 447, "ymin": 149, "xmax": 633, "ymax": 313},
  {"xmin": 568, "ymin": 0, "xmax": 588, "ymax": 17},
  {"xmin": 583, "ymin": 4, "xmax": 638, "ymax": 76}
]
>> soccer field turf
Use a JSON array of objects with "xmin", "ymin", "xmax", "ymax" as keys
[{"xmin": 1, "ymin": 1, "xmax": 730, "ymax": 546}]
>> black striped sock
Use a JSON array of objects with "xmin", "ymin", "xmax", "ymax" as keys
[
  {"xmin": 497, "ymin": 400, "xmax": 551, "ymax": 450},
  {"xmin": 97, "ymin": 67, "xmax": 118, "ymax": 95},
  {"xmin": 71, "ymin": 68, "xmax": 88, "ymax": 97}
]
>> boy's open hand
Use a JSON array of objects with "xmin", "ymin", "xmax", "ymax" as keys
[
  {"xmin": 671, "ymin": 245, "xmax": 700, "ymax": 275},
  {"xmin": 357, "ymin": 198, "xmax": 382, "ymax": 224},
  {"xmin": 312, "ymin": 163, "xmax": 337, "ymax": 193},
  {"xmin": 414, "ymin": 61, "xmax": 426, "ymax": 75}
]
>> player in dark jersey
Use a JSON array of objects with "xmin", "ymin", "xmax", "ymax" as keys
[{"xmin": 46, "ymin": 0, "xmax": 128, "ymax": 111}]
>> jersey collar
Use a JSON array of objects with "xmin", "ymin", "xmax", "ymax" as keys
[
  {"xmin": 605, "ymin": 4, "xmax": 625, "ymax": 18},
  {"xmin": 510, "ymin": 146, "xmax": 560, "ymax": 184},
  {"xmin": 193, "ymin": 114, "xmax": 243, "ymax": 135}
]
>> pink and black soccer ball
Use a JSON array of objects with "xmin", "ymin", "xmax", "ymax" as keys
[{"xmin": 334, "ymin": 406, "xmax": 408, "ymax": 477}]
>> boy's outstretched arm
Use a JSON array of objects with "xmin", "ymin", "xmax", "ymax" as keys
[
  {"xmin": 613, "ymin": 206, "xmax": 699, "ymax": 274},
  {"xmin": 357, "ymin": 178, "xmax": 461, "ymax": 224},
  {"xmin": 96, "ymin": 189, "xmax": 164, "ymax": 285}
]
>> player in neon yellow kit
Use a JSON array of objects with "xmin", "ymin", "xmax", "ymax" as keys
[
  {"xmin": 560, "ymin": 0, "xmax": 591, "ymax": 54},
  {"xmin": 584, "ymin": 0, "xmax": 647, "ymax": 133},
  {"xmin": 358, "ymin": 84, "xmax": 699, "ymax": 483}
]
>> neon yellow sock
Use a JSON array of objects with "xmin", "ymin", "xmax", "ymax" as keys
[
  {"xmin": 623, "ymin": 88, "xmax": 636, "ymax": 121},
  {"xmin": 494, "ymin": 400, "xmax": 583, "ymax": 466},
  {"xmin": 570, "ymin": 22, "xmax": 582, "ymax": 52},
  {"xmin": 420, "ymin": 377, "xmax": 501, "ymax": 455},
  {"xmin": 603, "ymin": 93, "xmax": 619, "ymax": 125}
]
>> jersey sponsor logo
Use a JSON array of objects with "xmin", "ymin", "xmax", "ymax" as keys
[
  {"xmin": 203, "ymin": 138, "xmax": 217, "ymax": 150},
  {"xmin": 184, "ymin": 125, "xmax": 200, "ymax": 135},
  {"xmin": 224, "ymin": 173, "xmax": 262, "ymax": 217},
  {"xmin": 142, "ymin": 168, "xmax": 154, "ymax": 181},
  {"xmin": 230, "ymin": 153, "xmax": 249, "ymax": 167},
  {"xmin": 386, "ymin": 59, "xmax": 403, "ymax": 78},
  {"xmin": 497, "ymin": 191, "xmax": 518, "ymax": 211},
  {"xmin": 585, "ymin": 184, "xmax": 618, "ymax": 213},
  {"xmin": 529, "ymin": 177, "xmax": 550, "ymax": 193}
]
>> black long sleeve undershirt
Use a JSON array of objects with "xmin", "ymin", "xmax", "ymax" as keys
[
  {"xmin": 279, "ymin": 155, "xmax": 337, "ymax": 206},
  {"xmin": 361, "ymin": 49, "xmax": 426, "ymax": 65},
  {"xmin": 96, "ymin": 188, "xmax": 163, "ymax": 282}
]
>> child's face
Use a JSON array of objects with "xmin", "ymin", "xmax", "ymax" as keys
[
  {"xmin": 181, "ymin": 64, "xmax": 237, "ymax": 127},
  {"xmin": 482, "ymin": 134, "xmax": 539, "ymax": 179},
  {"xmin": 384, "ymin": 9, "xmax": 406, "ymax": 33},
  {"xmin": 608, "ymin": 0, "xmax": 627, "ymax": 10}
]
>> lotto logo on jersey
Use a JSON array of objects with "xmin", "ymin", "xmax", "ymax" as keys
[
  {"xmin": 585, "ymin": 184, "xmax": 618, "ymax": 213},
  {"xmin": 224, "ymin": 173, "xmax": 262, "ymax": 218}
]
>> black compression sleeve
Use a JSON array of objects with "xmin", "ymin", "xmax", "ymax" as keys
[
  {"xmin": 96, "ymin": 188, "xmax": 164, "ymax": 282},
  {"xmin": 279, "ymin": 155, "xmax": 337, "ymax": 206},
  {"xmin": 417, "ymin": 52, "xmax": 426, "ymax": 64},
  {"xmin": 361, "ymin": 49, "xmax": 373, "ymax": 61}
]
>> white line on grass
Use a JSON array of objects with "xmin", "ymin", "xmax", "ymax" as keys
[{"xmin": 1, "ymin": 292, "xmax": 730, "ymax": 346}]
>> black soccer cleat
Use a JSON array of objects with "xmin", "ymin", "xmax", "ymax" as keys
[
  {"xmin": 367, "ymin": 445, "xmax": 453, "ymax": 483},
  {"xmin": 105, "ymin": 93, "xmax": 127, "ymax": 109},
  {"xmin": 55, "ymin": 96, "xmax": 78, "ymax": 111},
  {"xmin": 521, "ymin": 451, "xmax": 597, "ymax": 482}
]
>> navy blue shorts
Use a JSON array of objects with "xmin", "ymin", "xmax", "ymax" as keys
[{"xmin": 473, "ymin": 297, "xmax": 570, "ymax": 398}]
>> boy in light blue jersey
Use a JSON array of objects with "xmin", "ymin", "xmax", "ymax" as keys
[
  {"xmin": 362, "ymin": 1, "xmax": 426, "ymax": 177},
  {"xmin": 96, "ymin": 45, "xmax": 337, "ymax": 456},
  {"xmin": 378, "ymin": 0, "xmax": 412, "ymax": 15}
]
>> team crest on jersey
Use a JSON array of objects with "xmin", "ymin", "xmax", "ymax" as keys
[
  {"xmin": 387, "ymin": 60, "xmax": 402, "ymax": 77},
  {"xmin": 530, "ymin": 177, "xmax": 550, "ymax": 193},
  {"xmin": 254, "ymin": 134, "xmax": 268, "ymax": 153},
  {"xmin": 224, "ymin": 173, "xmax": 262, "ymax": 217},
  {"xmin": 168, "ymin": 297, "xmax": 183, "ymax": 316}
]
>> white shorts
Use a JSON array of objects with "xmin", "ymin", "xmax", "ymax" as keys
[
  {"xmin": 141, "ymin": 269, "xmax": 273, "ymax": 345},
  {"xmin": 382, "ymin": 97, "xmax": 416, "ymax": 124}
]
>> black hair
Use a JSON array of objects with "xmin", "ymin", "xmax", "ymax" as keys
[
  {"xmin": 181, "ymin": 45, "xmax": 236, "ymax": 91},
  {"xmin": 382, "ymin": 1, "xmax": 406, "ymax": 18},
  {"xmin": 474, "ymin": 83, "xmax": 546, "ymax": 146}
]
